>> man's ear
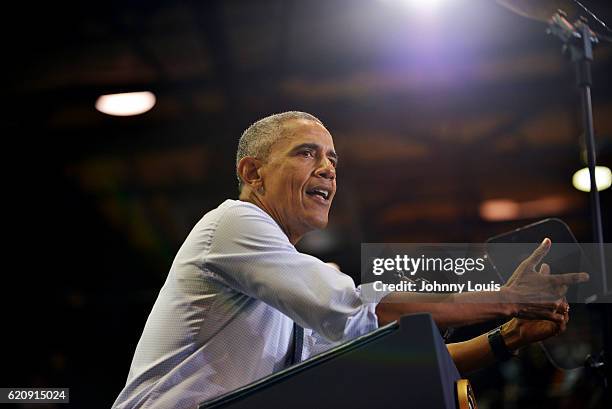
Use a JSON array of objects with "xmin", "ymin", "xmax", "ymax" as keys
[{"xmin": 237, "ymin": 157, "xmax": 264, "ymax": 190}]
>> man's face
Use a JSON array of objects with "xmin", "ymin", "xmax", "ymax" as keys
[{"xmin": 258, "ymin": 119, "xmax": 337, "ymax": 242}]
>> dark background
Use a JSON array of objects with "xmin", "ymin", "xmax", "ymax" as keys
[{"xmin": 5, "ymin": 0, "xmax": 612, "ymax": 407}]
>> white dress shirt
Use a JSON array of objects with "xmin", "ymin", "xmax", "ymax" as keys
[{"xmin": 112, "ymin": 199, "xmax": 381, "ymax": 409}]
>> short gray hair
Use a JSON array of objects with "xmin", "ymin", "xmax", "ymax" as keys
[{"xmin": 236, "ymin": 111, "xmax": 324, "ymax": 191}]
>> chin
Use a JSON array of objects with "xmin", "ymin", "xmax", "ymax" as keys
[
  {"xmin": 309, "ymin": 215, "xmax": 329, "ymax": 230},
  {"xmin": 300, "ymin": 207, "xmax": 331, "ymax": 232}
]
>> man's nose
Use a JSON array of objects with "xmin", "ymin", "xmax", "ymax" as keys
[{"xmin": 315, "ymin": 157, "xmax": 336, "ymax": 180}]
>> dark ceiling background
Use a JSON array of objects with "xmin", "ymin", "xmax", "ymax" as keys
[{"xmin": 5, "ymin": 0, "xmax": 612, "ymax": 407}]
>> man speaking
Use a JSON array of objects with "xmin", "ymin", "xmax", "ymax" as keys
[{"xmin": 112, "ymin": 112, "xmax": 587, "ymax": 409}]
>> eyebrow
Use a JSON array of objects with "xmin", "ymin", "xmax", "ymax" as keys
[{"xmin": 291, "ymin": 143, "xmax": 339, "ymax": 161}]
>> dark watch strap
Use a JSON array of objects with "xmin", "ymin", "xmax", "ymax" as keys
[{"xmin": 487, "ymin": 326, "xmax": 516, "ymax": 361}]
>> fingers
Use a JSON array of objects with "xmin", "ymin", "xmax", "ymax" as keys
[
  {"xmin": 559, "ymin": 300, "xmax": 570, "ymax": 323},
  {"xmin": 523, "ymin": 238, "xmax": 551, "ymax": 269},
  {"xmin": 556, "ymin": 310, "xmax": 566, "ymax": 324},
  {"xmin": 546, "ymin": 311, "xmax": 566, "ymax": 325},
  {"xmin": 551, "ymin": 272, "xmax": 590, "ymax": 286},
  {"xmin": 550, "ymin": 300, "xmax": 570, "ymax": 334},
  {"xmin": 517, "ymin": 305, "xmax": 566, "ymax": 324},
  {"xmin": 557, "ymin": 319, "xmax": 567, "ymax": 334},
  {"xmin": 517, "ymin": 302, "xmax": 557, "ymax": 315},
  {"xmin": 558, "ymin": 309, "xmax": 570, "ymax": 333},
  {"xmin": 540, "ymin": 264, "xmax": 568, "ymax": 297}
]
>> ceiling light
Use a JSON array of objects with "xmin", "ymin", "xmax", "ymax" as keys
[
  {"xmin": 572, "ymin": 166, "xmax": 612, "ymax": 192},
  {"xmin": 479, "ymin": 199, "xmax": 520, "ymax": 221},
  {"xmin": 479, "ymin": 196, "xmax": 575, "ymax": 222},
  {"xmin": 95, "ymin": 91, "xmax": 156, "ymax": 116}
]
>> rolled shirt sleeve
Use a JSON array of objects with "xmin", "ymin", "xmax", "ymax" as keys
[{"xmin": 204, "ymin": 201, "xmax": 379, "ymax": 342}]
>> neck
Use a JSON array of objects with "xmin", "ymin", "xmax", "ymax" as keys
[{"xmin": 238, "ymin": 190, "xmax": 303, "ymax": 245}]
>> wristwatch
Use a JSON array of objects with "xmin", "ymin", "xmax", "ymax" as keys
[{"xmin": 487, "ymin": 326, "xmax": 517, "ymax": 361}]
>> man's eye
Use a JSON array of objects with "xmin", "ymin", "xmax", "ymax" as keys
[{"xmin": 301, "ymin": 150, "xmax": 314, "ymax": 158}]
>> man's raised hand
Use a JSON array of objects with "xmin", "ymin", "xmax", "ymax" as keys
[{"xmin": 501, "ymin": 238, "xmax": 589, "ymax": 323}]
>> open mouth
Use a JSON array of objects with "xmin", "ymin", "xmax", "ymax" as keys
[{"xmin": 305, "ymin": 187, "xmax": 331, "ymax": 203}]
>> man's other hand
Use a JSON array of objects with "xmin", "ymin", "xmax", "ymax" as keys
[{"xmin": 501, "ymin": 300, "xmax": 570, "ymax": 350}]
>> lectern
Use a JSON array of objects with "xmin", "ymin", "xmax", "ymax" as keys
[{"xmin": 199, "ymin": 313, "xmax": 475, "ymax": 409}]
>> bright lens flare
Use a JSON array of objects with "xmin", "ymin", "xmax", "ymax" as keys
[
  {"xmin": 95, "ymin": 91, "xmax": 156, "ymax": 116},
  {"xmin": 379, "ymin": 0, "xmax": 446, "ymax": 13},
  {"xmin": 572, "ymin": 166, "xmax": 612, "ymax": 192}
]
